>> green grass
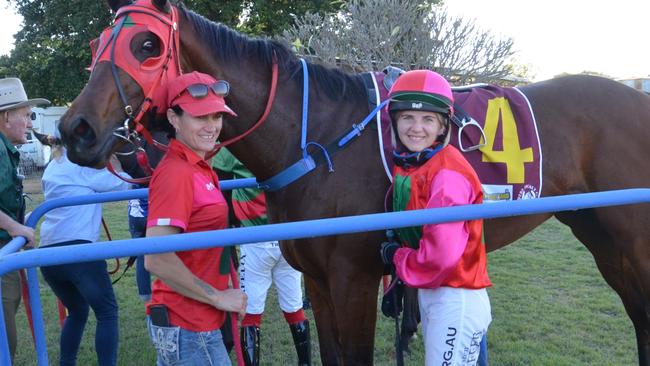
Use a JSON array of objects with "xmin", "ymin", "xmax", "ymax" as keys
[{"xmin": 12, "ymin": 176, "xmax": 637, "ymax": 365}]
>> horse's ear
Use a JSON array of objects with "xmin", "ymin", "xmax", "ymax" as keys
[
  {"xmin": 32, "ymin": 131, "xmax": 60, "ymax": 147},
  {"xmin": 151, "ymin": 0, "xmax": 171, "ymax": 13},
  {"xmin": 106, "ymin": 0, "xmax": 133, "ymax": 13}
]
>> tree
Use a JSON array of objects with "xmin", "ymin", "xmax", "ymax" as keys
[
  {"xmin": 181, "ymin": 0, "xmax": 342, "ymax": 36},
  {"xmin": 282, "ymin": 0, "xmax": 520, "ymax": 84},
  {"xmin": 1, "ymin": 0, "xmax": 341, "ymax": 104},
  {"xmin": 554, "ymin": 70, "xmax": 612, "ymax": 79},
  {"xmin": 240, "ymin": 0, "xmax": 342, "ymax": 36},
  {"xmin": 1, "ymin": 0, "xmax": 112, "ymax": 105}
]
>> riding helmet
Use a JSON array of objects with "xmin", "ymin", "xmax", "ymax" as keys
[{"xmin": 388, "ymin": 70, "xmax": 454, "ymax": 118}]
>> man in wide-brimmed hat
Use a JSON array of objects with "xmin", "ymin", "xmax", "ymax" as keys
[{"xmin": 0, "ymin": 77, "xmax": 49, "ymax": 361}]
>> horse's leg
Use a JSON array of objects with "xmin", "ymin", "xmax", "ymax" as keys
[
  {"xmin": 328, "ymin": 261, "xmax": 381, "ymax": 366},
  {"xmin": 302, "ymin": 274, "xmax": 340, "ymax": 365},
  {"xmin": 303, "ymin": 267, "xmax": 380, "ymax": 366},
  {"xmin": 556, "ymin": 209, "xmax": 650, "ymax": 365},
  {"xmin": 282, "ymin": 231, "xmax": 384, "ymax": 365}
]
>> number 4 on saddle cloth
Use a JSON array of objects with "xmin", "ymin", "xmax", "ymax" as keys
[{"xmin": 375, "ymin": 69, "xmax": 542, "ymax": 203}]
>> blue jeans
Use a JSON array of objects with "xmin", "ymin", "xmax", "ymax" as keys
[
  {"xmin": 40, "ymin": 240, "xmax": 119, "ymax": 366},
  {"xmin": 128, "ymin": 214, "xmax": 152, "ymax": 300},
  {"xmin": 478, "ymin": 334, "xmax": 489, "ymax": 365},
  {"xmin": 147, "ymin": 317, "xmax": 231, "ymax": 366}
]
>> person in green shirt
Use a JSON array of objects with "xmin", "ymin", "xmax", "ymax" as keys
[
  {"xmin": 213, "ymin": 148, "xmax": 311, "ymax": 366},
  {"xmin": 0, "ymin": 77, "xmax": 50, "ymax": 361}
]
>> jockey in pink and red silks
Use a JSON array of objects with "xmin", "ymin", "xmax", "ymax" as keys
[{"xmin": 380, "ymin": 70, "xmax": 492, "ymax": 366}]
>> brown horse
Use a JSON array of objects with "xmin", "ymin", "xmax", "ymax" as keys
[{"xmin": 58, "ymin": 0, "xmax": 650, "ymax": 364}]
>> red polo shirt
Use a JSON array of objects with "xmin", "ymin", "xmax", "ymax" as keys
[{"xmin": 146, "ymin": 139, "xmax": 230, "ymax": 331}]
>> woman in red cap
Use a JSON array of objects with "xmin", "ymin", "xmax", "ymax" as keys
[
  {"xmin": 144, "ymin": 71, "xmax": 246, "ymax": 365},
  {"xmin": 379, "ymin": 70, "xmax": 492, "ymax": 365}
]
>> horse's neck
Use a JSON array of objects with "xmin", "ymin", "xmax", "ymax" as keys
[{"xmin": 177, "ymin": 11, "xmax": 370, "ymax": 181}]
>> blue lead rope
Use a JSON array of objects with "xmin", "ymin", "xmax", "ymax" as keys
[
  {"xmin": 257, "ymin": 64, "xmax": 385, "ymax": 192},
  {"xmin": 299, "ymin": 58, "xmax": 334, "ymax": 171},
  {"xmin": 337, "ymin": 99, "xmax": 389, "ymax": 147},
  {"xmin": 300, "ymin": 59, "xmax": 310, "ymax": 159}
]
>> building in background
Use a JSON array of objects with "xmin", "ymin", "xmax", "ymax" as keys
[
  {"xmin": 618, "ymin": 77, "xmax": 650, "ymax": 94},
  {"xmin": 17, "ymin": 106, "xmax": 67, "ymax": 174}
]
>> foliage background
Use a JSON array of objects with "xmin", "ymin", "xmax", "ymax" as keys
[
  {"xmin": 1, "ymin": 0, "xmax": 522, "ymax": 105},
  {"xmin": 0, "ymin": 0, "xmax": 342, "ymax": 104}
]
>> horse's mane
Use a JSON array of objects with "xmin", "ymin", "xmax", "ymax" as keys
[{"xmin": 178, "ymin": 6, "xmax": 367, "ymax": 102}]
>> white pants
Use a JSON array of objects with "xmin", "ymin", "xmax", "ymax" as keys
[
  {"xmin": 419, "ymin": 287, "xmax": 491, "ymax": 366},
  {"xmin": 239, "ymin": 241, "xmax": 303, "ymax": 314}
]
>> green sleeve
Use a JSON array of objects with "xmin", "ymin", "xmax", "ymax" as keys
[{"xmin": 212, "ymin": 147, "xmax": 237, "ymax": 173}]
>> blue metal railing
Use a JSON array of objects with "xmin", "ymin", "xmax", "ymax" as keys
[
  {"xmin": 0, "ymin": 177, "xmax": 256, "ymax": 366},
  {"xmin": 1, "ymin": 186, "xmax": 649, "ymax": 364}
]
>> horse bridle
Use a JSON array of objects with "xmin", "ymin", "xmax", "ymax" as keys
[
  {"xmin": 92, "ymin": 1, "xmax": 279, "ymax": 183},
  {"xmin": 91, "ymin": 3, "xmax": 181, "ymax": 154}
]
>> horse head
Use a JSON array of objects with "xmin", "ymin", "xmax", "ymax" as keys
[
  {"xmin": 59, "ymin": 0, "xmax": 287, "ymax": 177},
  {"xmin": 59, "ymin": 0, "xmax": 180, "ymax": 168}
]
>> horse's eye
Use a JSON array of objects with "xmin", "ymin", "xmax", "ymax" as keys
[
  {"xmin": 130, "ymin": 33, "xmax": 161, "ymax": 61},
  {"xmin": 142, "ymin": 40, "xmax": 155, "ymax": 53}
]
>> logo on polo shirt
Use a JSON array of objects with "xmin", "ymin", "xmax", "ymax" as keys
[
  {"xmin": 205, "ymin": 182, "xmax": 216, "ymax": 191},
  {"xmin": 156, "ymin": 218, "xmax": 171, "ymax": 226}
]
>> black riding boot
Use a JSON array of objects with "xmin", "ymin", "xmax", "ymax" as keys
[
  {"xmin": 289, "ymin": 320, "xmax": 311, "ymax": 366},
  {"xmin": 241, "ymin": 325, "xmax": 260, "ymax": 366}
]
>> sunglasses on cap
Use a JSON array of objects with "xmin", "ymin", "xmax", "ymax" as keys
[{"xmin": 184, "ymin": 80, "xmax": 230, "ymax": 99}]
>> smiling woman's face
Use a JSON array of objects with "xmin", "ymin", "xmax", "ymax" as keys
[
  {"xmin": 395, "ymin": 110, "xmax": 444, "ymax": 152},
  {"xmin": 168, "ymin": 109, "xmax": 223, "ymax": 158}
]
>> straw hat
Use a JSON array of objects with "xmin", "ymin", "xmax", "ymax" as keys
[{"xmin": 0, "ymin": 78, "xmax": 50, "ymax": 112}]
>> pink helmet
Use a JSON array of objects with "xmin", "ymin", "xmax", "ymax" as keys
[{"xmin": 388, "ymin": 70, "xmax": 454, "ymax": 117}]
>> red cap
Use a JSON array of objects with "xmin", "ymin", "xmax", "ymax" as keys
[{"xmin": 166, "ymin": 71, "xmax": 237, "ymax": 117}]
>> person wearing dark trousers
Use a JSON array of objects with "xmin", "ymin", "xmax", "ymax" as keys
[{"xmin": 39, "ymin": 138, "xmax": 131, "ymax": 366}]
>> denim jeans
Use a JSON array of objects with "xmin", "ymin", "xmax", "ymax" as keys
[
  {"xmin": 147, "ymin": 317, "xmax": 231, "ymax": 366},
  {"xmin": 40, "ymin": 240, "xmax": 119, "ymax": 366},
  {"xmin": 128, "ymin": 214, "xmax": 152, "ymax": 300},
  {"xmin": 478, "ymin": 335, "xmax": 488, "ymax": 365}
]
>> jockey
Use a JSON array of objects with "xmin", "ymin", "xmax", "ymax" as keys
[{"xmin": 380, "ymin": 70, "xmax": 492, "ymax": 366}]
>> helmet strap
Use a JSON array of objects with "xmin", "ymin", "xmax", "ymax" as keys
[{"xmin": 393, "ymin": 144, "xmax": 444, "ymax": 169}]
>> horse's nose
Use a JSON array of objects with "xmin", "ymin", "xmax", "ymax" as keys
[{"xmin": 67, "ymin": 116, "xmax": 97, "ymax": 150}]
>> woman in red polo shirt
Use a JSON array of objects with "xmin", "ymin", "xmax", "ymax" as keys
[{"xmin": 144, "ymin": 71, "xmax": 247, "ymax": 366}]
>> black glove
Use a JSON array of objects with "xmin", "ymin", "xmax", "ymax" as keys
[
  {"xmin": 381, "ymin": 278, "xmax": 404, "ymax": 318},
  {"xmin": 380, "ymin": 241, "xmax": 399, "ymax": 265}
]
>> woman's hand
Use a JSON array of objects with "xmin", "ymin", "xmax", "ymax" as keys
[{"xmin": 213, "ymin": 289, "xmax": 247, "ymax": 318}]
